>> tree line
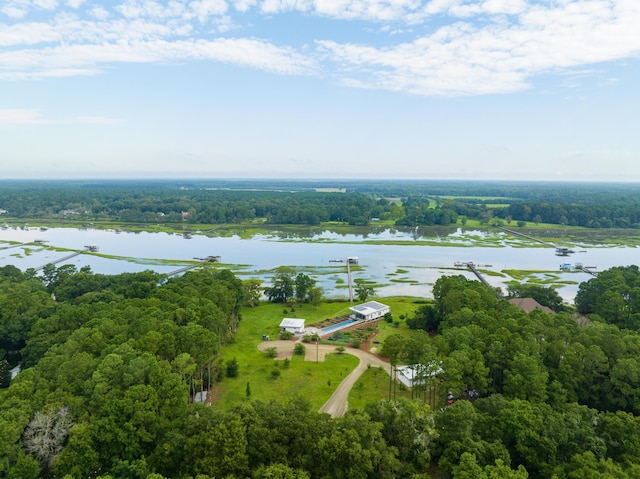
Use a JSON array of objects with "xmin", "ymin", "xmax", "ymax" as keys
[
  {"xmin": 3, "ymin": 179, "xmax": 640, "ymax": 228},
  {"xmin": 4, "ymin": 261, "xmax": 640, "ymax": 477}
]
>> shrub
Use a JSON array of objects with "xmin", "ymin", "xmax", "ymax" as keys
[
  {"xmin": 271, "ymin": 369, "xmax": 281, "ymax": 379},
  {"xmin": 226, "ymin": 358, "xmax": 239, "ymax": 378},
  {"xmin": 335, "ymin": 346, "xmax": 345, "ymax": 354},
  {"xmin": 350, "ymin": 339, "xmax": 362, "ymax": 349},
  {"xmin": 280, "ymin": 330, "xmax": 293, "ymax": 340},
  {"xmin": 294, "ymin": 343, "xmax": 306, "ymax": 355},
  {"xmin": 264, "ymin": 347, "xmax": 278, "ymax": 358}
]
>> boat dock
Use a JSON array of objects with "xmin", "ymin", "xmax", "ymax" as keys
[
  {"xmin": 454, "ymin": 261, "xmax": 493, "ymax": 288},
  {"xmin": 164, "ymin": 255, "xmax": 221, "ymax": 278},
  {"xmin": 560, "ymin": 262, "xmax": 598, "ymax": 277},
  {"xmin": 33, "ymin": 245, "xmax": 99, "ymax": 271}
]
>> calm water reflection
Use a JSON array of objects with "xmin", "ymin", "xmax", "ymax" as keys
[{"xmin": 1, "ymin": 227, "xmax": 637, "ymax": 303}]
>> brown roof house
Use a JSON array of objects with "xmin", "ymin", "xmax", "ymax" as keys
[{"xmin": 508, "ymin": 298, "xmax": 554, "ymax": 315}]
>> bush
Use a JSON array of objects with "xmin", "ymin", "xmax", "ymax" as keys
[
  {"xmin": 280, "ymin": 330, "xmax": 293, "ymax": 340},
  {"xmin": 384, "ymin": 312, "xmax": 393, "ymax": 323},
  {"xmin": 271, "ymin": 369, "xmax": 281, "ymax": 379},
  {"xmin": 264, "ymin": 347, "xmax": 278, "ymax": 358},
  {"xmin": 294, "ymin": 343, "xmax": 306, "ymax": 355},
  {"xmin": 350, "ymin": 339, "xmax": 362, "ymax": 349},
  {"xmin": 226, "ymin": 358, "xmax": 239, "ymax": 378},
  {"xmin": 335, "ymin": 346, "xmax": 345, "ymax": 354},
  {"xmin": 283, "ymin": 357, "xmax": 290, "ymax": 369}
]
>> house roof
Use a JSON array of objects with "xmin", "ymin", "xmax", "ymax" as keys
[
  {"xmin": 279, "ymin": 318, "xmax": 305, "ymax": 328},
  {"xmin": 508, "ymin": 298, "xmax": 554, "ymax": 314},
  {"xmin": 349, "ymin": 301, "xmax": 389, "ymax": 315}
]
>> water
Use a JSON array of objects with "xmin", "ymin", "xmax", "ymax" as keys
[
  {"xmin": 1, "ymin": 226, "xmax": 637, "ymax": 302},
  {"xmin": 321, "ymin": 319, "xmax": 356, "ymax": 334}
]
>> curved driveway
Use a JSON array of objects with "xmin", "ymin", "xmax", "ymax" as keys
[{"xmin": 257, "ymin": 340, "xmax": 391, "ymax": 417}]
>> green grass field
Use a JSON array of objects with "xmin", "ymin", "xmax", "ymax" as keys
[{"xmin": 213, "ymin": 297, "xmax": 425, "ymax": 411}]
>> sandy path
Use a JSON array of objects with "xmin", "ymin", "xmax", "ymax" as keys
[{"xmin": 257, "ymin": 340, "xmax": 391, "ymax": 417}]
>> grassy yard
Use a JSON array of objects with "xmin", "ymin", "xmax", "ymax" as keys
[
  {"xmin": 347, "ymin": 366, "xmax": 414, "ymax": 410},
  {"xmin": 213, "ymin": 297, "xmax": 425, "ymax": 410}
]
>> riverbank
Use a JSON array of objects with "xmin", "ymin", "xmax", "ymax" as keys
[{"xmin": 4, "ymin": 217, "xmax": 640, "ymax": 247}]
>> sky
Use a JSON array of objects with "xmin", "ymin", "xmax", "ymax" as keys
[{"xmin": 1, "ymin": 0, "xmax": 640, "ymax": 181}]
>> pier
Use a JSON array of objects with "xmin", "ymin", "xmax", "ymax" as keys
[
  {"xmin": 164, "ymin": 255, "xmax": 220, "ymax": 278},
  {"xmin": 329, "ymin": 257, "xmax": 359, "ymax": 302},
  {"xmin": 33, "ymin": 245, "xmax": 99, "ymax": 271},
  {"xmin": 0, "ymin": 242, "xmax": 28, "ymax": 251},
  {"xmin": 559, "ymin": 262, "xmax": 598, "ymax": 277},
  {"xmin": 454, "ymin": 261, "xmax": 492, "ymax": 287},
  {"xmin": 0, "ymin": 238, "xmax": 49, "ymax": 251},
  {"xmin": 496, "ymin": 226, "xmax": 558, "ymax": 248}
]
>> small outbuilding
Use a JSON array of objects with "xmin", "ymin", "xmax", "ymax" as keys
[
  {"xmin": 279, "ymin": 318, "xmax": 306, "ymax": 334},
  {"xmin": 396, "ymin": 362, "xmax": 444, "ymax": 388},
  {"xmin": 349, "ymin": 301, "xmax": 390, "ymax": 322}
]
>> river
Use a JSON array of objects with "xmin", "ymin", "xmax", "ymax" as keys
[{"xmin": 1, "ymin": 226, "xmax": 637, "ymax": 303}]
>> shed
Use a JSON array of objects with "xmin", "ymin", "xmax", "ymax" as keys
[
  {"xmin": 279, "ymin": 318, "xmax": 306, "ymax": 334},
  {"xmin": 349, "ymin": 301, "xmax": 390, "ymax": 321},
  {"xmin": 396, "ymin": 362, "xmax": 444, "ymax": 388}
]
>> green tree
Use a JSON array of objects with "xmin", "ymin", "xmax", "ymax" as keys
[
  {"xmin": 226, "ymin": 358, "xmax": 239, "ymax": 378},
  {"xmin": 242, "ymin": 279, "xmax": 263, "ymax": 307},
  {"xmin": 264, "ymin": 271, "xmax": 295, "ymax": 303},
  {"xmin": 355, "ymin": 282, "xmax": 375, "ymax": 302},
  {"xmin": 294, "ymin": 273, "xmax": 316, "ymax": 303}
]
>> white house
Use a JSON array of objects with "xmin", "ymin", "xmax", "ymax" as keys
[
  {"xmin": 279, "ymin": 318, "xmax": 305, "ymax": 334},
  {"xmin": 349, "ymin": 301, "xmax": 390, "ymax": 322},
  {"xmin": 396, "ymin": 362, "xmax": 444, "ymax": 388}
]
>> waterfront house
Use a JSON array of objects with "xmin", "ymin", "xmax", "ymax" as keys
[{"xmin": 349, "ymin": 301, "xmax": 390, "ymax": 321}]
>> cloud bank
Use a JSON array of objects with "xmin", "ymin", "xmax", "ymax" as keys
[{"xmin": 1, "ymin": 0, "xmax": 639, "ymax": 95}]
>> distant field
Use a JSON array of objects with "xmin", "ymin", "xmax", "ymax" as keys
[
  {"xmin": 440, "ymin": 195, "xmax": 515, "ymax": 202},
  {"xmin": 314, "ymin": 188, "xmax": 347, "ymax": 193}
]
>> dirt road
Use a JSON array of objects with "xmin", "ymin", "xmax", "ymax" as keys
[{"xmin": 257, "ymin": 340, "xmax": 391, "ymax": 417}]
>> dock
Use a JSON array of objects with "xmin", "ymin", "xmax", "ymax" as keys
[
  {"xmin": 164, "ymin": 255, "xmax": 220, "ymax": 278},
  {"xmin": 496, "ymin": 226, "xmax": 557, "ymax": 248},
  {"xmin": 454, "ymin": 261, "xmax": 493, "ymax": 288},
  {"xmin": 33, "ymin": 245, "xmax": 99, "ymax": 271},
  {"xmin": 559, "ymin": 262, "xmax": 598, "ymax": 277}
]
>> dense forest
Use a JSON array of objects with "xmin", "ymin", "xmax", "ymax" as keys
[
  {"xmin": 3, "ymin": 261, "xmax": 640, "ymax": 478},
  {"xmin": 2, "ymin": 179, "xmax": 640, "ymax": 228}
]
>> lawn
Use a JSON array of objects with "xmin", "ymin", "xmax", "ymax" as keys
[{"xmin": 214, "ymin": 297, "xmax": 424, "ymax": 410}]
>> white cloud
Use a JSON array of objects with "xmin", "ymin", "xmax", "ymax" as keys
[
  {"xmin": 317, "ymin": 0, "xmax": 640, "ymax": 95},
  {"xmin": 89, "ymin": 6, "xmax": 110, "ymax": 20},
  {"xmin": 0, "ymin": 38, "xmax": 316, "ymax": 78},
  {"xmin": 1, "ymin": 0, "xmax": 639, "ymax": 96},
  {"xmin": 189, "ymin": 0, "xmax": 229, "ymax": 21},
  {"xmin": 0, "ymin": 22, "xmax": 60, "ymax": 46},
  {"xmin": 0, "ymin": 108, "xmax": 48, "ymax": 124},
  {"xmin": 231, "ymin": 0, "xmax": 258, "ymax": 12}
]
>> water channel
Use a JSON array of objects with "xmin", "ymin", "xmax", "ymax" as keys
[{"xmin": 1, "ymin": 226, "xmax": 638, "ymax": 303}]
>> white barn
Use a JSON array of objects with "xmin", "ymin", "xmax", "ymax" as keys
[
  {"xmin": 279, "ymin": 318, "xmax": 305, "ymax": 334},
  {"xmin": 349, "ymin": 301, "xmax": 390, "ymax": 322}
]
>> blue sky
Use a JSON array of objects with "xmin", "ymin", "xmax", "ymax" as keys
[{"xmin": 1, "ymin": 0, "xmax": 639, "ymax": 181}]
